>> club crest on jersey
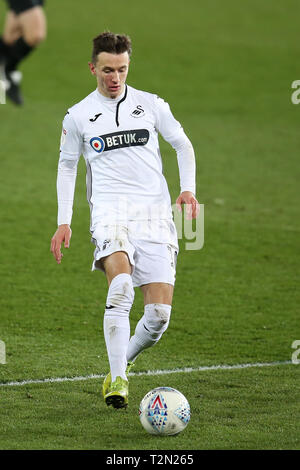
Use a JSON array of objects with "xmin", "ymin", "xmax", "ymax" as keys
[
  {"xmin": 131, "ymin": 105, "xmax": 145, "ymax": 118},
  {"xmin": 90, "ymin": 136, "xmax": 105, "ymax": 153}
]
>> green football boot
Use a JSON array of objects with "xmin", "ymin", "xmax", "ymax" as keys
[
  {"xmin": 104, "ymin": 376, "xmax": 129, "ymax": 409},
  {"xmin": 102, "ymin": 371, "xmax": 112, "ymax": 399},
  {"xmin": 102, "ymin": 361, "xmax": 134, "ymax": 399}
]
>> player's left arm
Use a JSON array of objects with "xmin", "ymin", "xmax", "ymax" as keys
[
  {"xmin": 154, "ymin": 96, "xmax": 200, "ymax": 219},
  {"xmin": 175, "ymin": 191, "xmax": 199, "ymax": 220}
]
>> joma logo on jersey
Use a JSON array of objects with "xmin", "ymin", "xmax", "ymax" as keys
[{"xmin": 90, "ymin": 129, "xmax": 149, "ymax": 153}]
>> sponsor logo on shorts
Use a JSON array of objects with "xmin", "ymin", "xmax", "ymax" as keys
[
  {"xmin": 101, "ymin": 239, "xmax": 111, "ymax": 251},
  {"xmin": 89, "ymin": 129, "xmax": 149, "ymax": 153}
]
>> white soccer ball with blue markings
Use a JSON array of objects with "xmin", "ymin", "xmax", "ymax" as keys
[{"xmin": 139, "ymin": 387, "xmax": 190, "ymax": 435}]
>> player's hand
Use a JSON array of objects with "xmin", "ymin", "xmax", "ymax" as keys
[
  {"xmin": 50, "ymin": 224, "xmax": 72, "ymax": 264},
  {"xmin": 176, "ymin": 191, "xmax": 200, "ymax": 220}
]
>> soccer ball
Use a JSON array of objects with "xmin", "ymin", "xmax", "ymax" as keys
[{"xmin": 139, "ymin": 387, "xmax": 190, "ymax": 435}]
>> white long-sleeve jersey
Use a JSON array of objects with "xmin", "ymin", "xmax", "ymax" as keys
[{"xmin": 57, "ymin": 84, "xmax": 196, "ymax": 229}]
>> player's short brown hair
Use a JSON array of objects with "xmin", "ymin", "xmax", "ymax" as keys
[{"xmin": 91, "ymin": 31, "xmax": 132, "ymax": 63}]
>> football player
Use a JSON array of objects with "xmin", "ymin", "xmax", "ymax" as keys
[
  {"xmin": 0, "ymin": 0, "xmax": 47, "ymax": 105},
  {"xmin": 51, "ymin": 31, "xmax": 199, "ymax": 409}
]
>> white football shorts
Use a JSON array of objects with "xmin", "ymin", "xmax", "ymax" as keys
[{"xmin": 91, "ymin": 219, "xmax": 179, "ymax": 287}]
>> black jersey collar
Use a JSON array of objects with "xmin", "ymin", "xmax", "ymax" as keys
[{"xmin": 115, "ymin": 84, "xmax": 128, "ymax": 127}]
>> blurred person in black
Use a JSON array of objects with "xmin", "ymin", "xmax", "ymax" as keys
[{"xmin": 0, "ymin": 0, "xmax": 46, "ymax": 105}]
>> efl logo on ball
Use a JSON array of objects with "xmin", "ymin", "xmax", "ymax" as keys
[{"xmin": 139, "ymin": 387, "xmax": 190, "ymax": 435}]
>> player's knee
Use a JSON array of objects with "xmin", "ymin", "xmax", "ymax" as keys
[
  {"xmin": 105, "ymin": 273, "xmax": 134, "ymax": 314},
  {"xmin": 23, "ymin": 30, "xmax": 46, "ymax": 47},
  {"xmin": 3, "ymin": 32, "xmax": 20, "ymax": 46},
  {"xmin": 144, "ymin": 303, "xmax": 172, "ymax": 339}
]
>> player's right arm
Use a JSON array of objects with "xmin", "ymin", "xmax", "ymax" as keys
[{"xmin": 50, "ymin": 112, "xmax": 82, "ymax": 264}]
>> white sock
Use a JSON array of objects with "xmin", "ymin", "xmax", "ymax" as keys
[
  {"xmin": 103, "ymin": 273, "xmax": 134, "ymax": 382},
  {"xmin": 126, "ymin": 303, "xmax": 171, "ymax": 363}
]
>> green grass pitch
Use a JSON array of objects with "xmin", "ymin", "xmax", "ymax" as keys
[{"xmin": 0, "ymin": 0, "xmax": 299, "ymax": 450}]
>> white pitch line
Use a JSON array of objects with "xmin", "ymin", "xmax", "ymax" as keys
[{"xmin": 0, "ymin": 360, "xmax": 293, "ymax": 388}]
